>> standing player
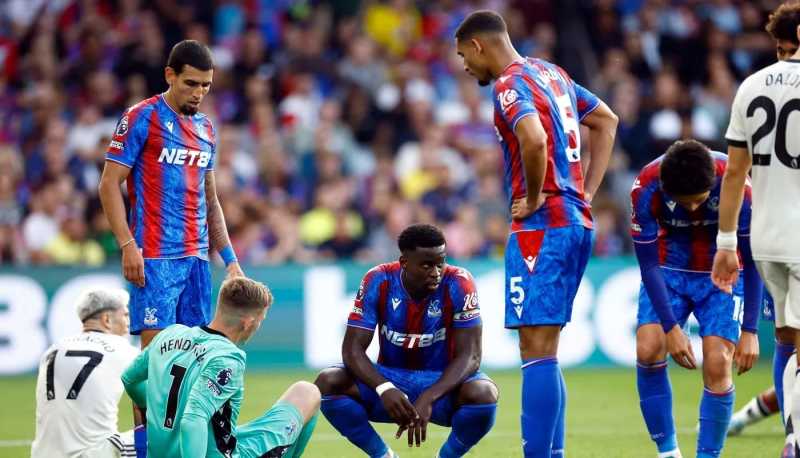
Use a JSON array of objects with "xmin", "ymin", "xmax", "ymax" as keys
[
  {"xmin": 121, "ymin": 277, "xmax": 320, "ymax": 457},
  {"xmin": 631, "ymin": 140, "xmax": 762, "ymax": 458},
  {"xmin": 99, "ymin": 39, "xmax": 243, "ymax": 350},
  {"xmin": 713, "ymin": 2, "xmax": 800, "ymax": 455},
  {"xmin": 32, "ymin": 289, "xmax": 139, "ymax": 458},
  {"xmin": 314, "ymin": 224, "xmax": 498, "ymax": 458},
  {"xmin": 454, "ymin": 11, "xmax": 618, "ymax": 457}
]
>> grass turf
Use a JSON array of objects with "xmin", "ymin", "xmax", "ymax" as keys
[{"xmin": 0, "ymin": 365, "xmax": 781, "ymax": 457}]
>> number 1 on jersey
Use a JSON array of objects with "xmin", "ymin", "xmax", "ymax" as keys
[{"xmin": 165, "ymin": 364, "xmax": 187, "ymax": 429}]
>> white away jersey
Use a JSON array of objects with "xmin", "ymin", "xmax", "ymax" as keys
[
  {"xmin": 31, "ymin": 332, "xmax": 139, "ymax": 458},
  {"xmin": 726, "ymin": 59, "xmax": 800, "ymax": 262}
]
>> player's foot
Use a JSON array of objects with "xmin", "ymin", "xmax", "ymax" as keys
[
  {"xmin": 381, "ymin": 449, "xmax": 399, "ymax": 458},
  {"xmin": 727, "ymin": 415, "xmax": 747, "ymax": 436},
  {"xmin": 657, "ymin": 450, "xmax": 683, "ymax": 458},
  {"xmin": 781, "ymin": 443, "xmax": 794, "ymax": 458}
]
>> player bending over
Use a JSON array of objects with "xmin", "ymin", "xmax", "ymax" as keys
[
  {"xmin": 121, "ymin": 277, "xmax": 319, "ymax": 457},
  {"xmin": 631, "ymin": 140, "xmax": 762, "ymax": 458},
  {"xmin": 315, "ymin": 224, "xmax": 498, "ymax": 458},
  {"xmin": 32, "ymin": 289, "xmax": 139, "ymax": 458}
]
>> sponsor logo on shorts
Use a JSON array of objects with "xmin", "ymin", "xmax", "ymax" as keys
[{"xmin": 143, "ymin": 307, "xmax": 158, "ymax": 326}]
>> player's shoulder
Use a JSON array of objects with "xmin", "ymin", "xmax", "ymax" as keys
[
  {"xmin": 709, "ymin": 151, "xmax": 728, "ymax": 176},
  {"xmin": 634, "ymin": 156, "xmax": 663, "ymax": 189},
  {"xmin": 366, "ymin": 261, "xmax": 399, "ymax": 279},
  {"xmin": 737, "ymin": 61, "xmax": 785, "ymax": 95},
  {"xmin": 124, "ymin": 95, "xmax": 160, "ymax": 118},
  {"xmin": 443, "ymin": 265, "xmax": 475, "ymax": 283}
]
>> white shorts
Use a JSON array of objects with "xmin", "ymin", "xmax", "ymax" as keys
[
  {"xmin": 757, "ymin": 261, "xmax": 800, "ymax": 329},
  {"xmin": 79, "ymin": 430, "xmax": 135, "ymax": 458}
]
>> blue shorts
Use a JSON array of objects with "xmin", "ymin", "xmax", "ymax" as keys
[
  {"xmin": 348, "ymin": 364, "xmax": 493, "ymax": 427},
  {"xmin": 504, "ymin": 225, "xmax": 593, "ymax": 328},
  {"xmin": 637, "ymin": 269, "xmax": 743, "ymax": 343},
  {"xmin": 129, "ymin": 257, "xmax": 212, "ymax": 334}
]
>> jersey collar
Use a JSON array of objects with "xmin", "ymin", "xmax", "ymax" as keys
[{"xmin": 202, "ymin": 326, "xmax": 230, "ymax": 340}]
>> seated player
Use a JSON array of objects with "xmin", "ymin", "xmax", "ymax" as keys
[
  {"xmin": 32, "ymin": 289, "xmax": 139, "ymax": 458},
  {"xmin": 121, "ymin": 277, "xmax": 320, "ymax": 457},
  {"xmin": 314, "ymin": 224, "xmax": 498, "ymax": 458},
  {"xmin": 630, "ymin": 140, "xmax": 762, "ymax": 458}
]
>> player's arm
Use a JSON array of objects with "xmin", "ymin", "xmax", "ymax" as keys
[
  {"xmin": 630, "ymin": 181, "xmax": 696, "ymax": 369},
  {"xmin": 204, "ymin": 171, "xmax": 243, "ymax": 278},
  {"xmin": 734, "ymin": 183, "xmax": 761, "ymax": 374},
  {"xmin": 121, "ymin": 345, "xmax": 151, "ymax": 409},
  {"xmin": 579, "ymin": 100, "xmax": 618, "ymax": 201},
  {"xmin": 342, "ymin": 326, "xmax": 418, "ymax": 425},
  {"xmin": 99, "ymin": 161, "xmax": 145, "ymax": 287},
  {"xmin": 180, "ymin": 357, "xmax": 244, "ymax": 455},
  {"xmin": 511, "ymin": 114, "xmax": 548, "ymax": 219}
]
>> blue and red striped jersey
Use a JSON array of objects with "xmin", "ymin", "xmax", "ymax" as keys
[
  {"xmin": 493, "ymin": 57, "xmax": 600, "ymax": 232},
  {"xmin": 105, "ymin": 95, "xmax": 216, "ymax": 259},
  {"xmin": 630, "ymin": 152, "xmax": 753, "ymax": 272},
  {"xmin": 347, "ymin": 262, "xmax": 481, "ymax": 371}
]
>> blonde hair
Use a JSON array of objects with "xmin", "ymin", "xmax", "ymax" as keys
[{"xmin": 217, "ymin": 277, "xmax": 273, "ymax": 313}]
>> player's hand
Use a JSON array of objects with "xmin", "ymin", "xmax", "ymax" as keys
[
  {"xmin": 665, "ymin": 325, "xmax": 697, "ymax": 370},
  {"xmin": 380, "ymin": 388, "xmax": 419, "ymax": 427},
  {"xmin": 734, "ymin": 331, "xmax": 759, "ymax": 375},
  {"xmin": 711, "ymin": 249, "xmax": 739, "ymax": 294},
  {"xmin": 511, "ymin": 194, "xmax": 546, "ymax": 220},
  {"xmin": 225, "ymin": 262, "xmax": 245, "ymax": 279},
  {"xmin": 395, "ymin": 392, "xmax": 433, "ymax": 447},
  {"xmin": 122, "ymin": 243, "xmax": 145, "ymax": 287}
]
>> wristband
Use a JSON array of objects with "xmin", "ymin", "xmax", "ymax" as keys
[
  {"xmin": 376, "ymin": 382, "xmax": 397, "ymax": 396},
  {"xmin": 219, "ymin": 245, "xmax": 238, "ymax": 266},
  {"xmin": 716, "ymin": 230, "xmax": 737, "ymax": 252},
  {"xmin": 120, "ymin": 238, "xmax": 135, "ymax": 249}
]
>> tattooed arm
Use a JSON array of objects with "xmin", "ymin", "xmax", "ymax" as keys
[{"xmin": 205, "ymin": 171, "xmax": 244, "ymax": 277}]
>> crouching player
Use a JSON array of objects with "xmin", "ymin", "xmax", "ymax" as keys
[
  {"xmin": 630, "ymin": 140, "xmax": 762, "ymax": 458},
  {"xmin": 315, "ymin": 224, "xmax": 498, "ymax": 457},
  {"xmin": 122, "ymin": 277, "xmax": 320, "ymax": 457}
]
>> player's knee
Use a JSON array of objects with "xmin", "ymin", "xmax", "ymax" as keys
[
  {"xmin": 776, "ymin": 326, "xmax": 796, "ymax": 345},
  {"xmin": 285, "ymin": 381, "xmax": 321, "ymax": 422},
  {"xmin": 459, "ymin": 380, "xmax": 499, "ymax": 406},
  {"xmin": 702, "ymin": 351, "xmax": 733, "ymax": 388},
  {"xmin": 313, "ymin": 367, "xmax": 351, "ymax": 396},
  {"xmin": 636, "ymin": 338, "xmax": 665, "ymax": 363}
]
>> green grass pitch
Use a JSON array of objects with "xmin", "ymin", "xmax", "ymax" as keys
[{"xmin": 0, "ymin": 366, "xmax": 781, "ymax": 457}]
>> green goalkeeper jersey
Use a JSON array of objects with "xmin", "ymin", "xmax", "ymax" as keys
[{"xmin": 122, "ymin": 325, "xmax": 246, "ymax": 458}]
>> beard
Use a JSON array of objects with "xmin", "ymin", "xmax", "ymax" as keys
[
  {"xmin": 478, "ymin": 78, "xmax": 491, "ymax": 87},
  {"xmin": 180, "ymin": 103, "xmax": 199, "ymax": 115}
]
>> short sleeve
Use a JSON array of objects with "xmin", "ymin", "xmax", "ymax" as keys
[
  {"xmin": 106, "ymin": 108, "xmax": 149, "ymax": 168},
  {"xmin": 204, "ymin": 118, "xmax": 216, "ymax": 171},
  {"xmin": 347, "ymin": 267, "xmax": 384, "ymax": 331},
  {"xmin": 494, "ymin": 75, "xmax": 537, "ymax": 131},
  {"xmin": 182, "ymin": 355, "xmax": 245, "ymax": 421},
  {"xmin": 448, "ymin": 268, "xmax": 481, "ymax": 328},
  {"xmin": 574, "ymin": 83, "xmax": 601, "ymax": 121},
  {"xmin": 630, "ymin": 176, "xmax": 660, "ymax": 243},
  {"xmin": 725, "ymin": 83, "xmax": 748, "ymax": 148}
]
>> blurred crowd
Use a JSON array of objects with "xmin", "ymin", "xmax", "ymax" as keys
[{"xmin": 0, "ymin": 0, "xmax": 786, "ymax": 266}]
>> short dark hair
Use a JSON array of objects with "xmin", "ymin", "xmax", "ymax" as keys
[
  {"xmin": 218, "ymin": 277, "xmax": 272, "ymax": 313},
  {"xmin": 454, "ymin": 10, "xmax": 507, "ymax": 41},
  {"xmin": 767, "ymin": 3, "xmax": 800, "ymax": 45},
  {"xmin": 397, "ymin": 224, "xmax": 446, "ymax": 253},
  {"xmin": 167, "ymin": 40, "xmax": 214, "ymax": 74},
  {"xmin": 659, "ymin": 139, "xmax": 715, "ymax": 196}
]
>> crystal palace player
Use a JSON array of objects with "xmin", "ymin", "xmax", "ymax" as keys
[
  {"xmin": 631, "ymin": 140, "xmax": 762, "ymax": 458},
  {"xmin": 454, "ymin": 11, "xmax": 618, "ymax": 457},
  {"xmin": 314, "ymin": 224, "xmax": 498, "ymax": 458},
  {"xmin": 99, "ymin": 39, "xmax": 244, "ymax": 351}
]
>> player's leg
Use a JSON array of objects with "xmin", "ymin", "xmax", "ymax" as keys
[
  {"xmin": 697, "ymin": 336, "xmax": 735, "ymax": 458},
  {"xmin": 783, "ymin": 353, "xmax": 798, "ymax": 456},
  {"xmin": 314, "ymin": 366, "xmax": 395, "ymax": 458},
  {"xmin": 636, "ymin": 323, "xmax": 680, "ymax": 457},
  {"xmin": 506, "ymin": 226, "xmax": 592, "ymax": 457},
  {"xmin": 777, "ymin": 327, "xmax": 796, "ymax": 418},
  {"xmin": 436, "ymin": 376, "xmax": 499, "ymax": 458},
  {"xmin": 235, "ymin": 381, "xmax": 321, "ymax": 458},
  {"xmin": 728, "ymin": 386, "xmax": 779, "ymax": 436}
]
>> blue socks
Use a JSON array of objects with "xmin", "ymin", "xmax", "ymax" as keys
[
  {"xmin": 133, "ymin": 425, "xmax": 147, "ymax": 458},
  {"xmin": 636, "ymin": 360, "xmax": 677, "ymax": 453},
  {"xmin": 320, "ymin": 395, "xmax": 387, "ymax": 458},
  {"xmin": 551, "ymin": 369, "xmax": 566, "ymax": 456},
  {"xmin": 697, "ymin": 386, "xmax": 734, "ymax": 458},
  {"xmin": 775, "ymin": 341, "xmax": 794, "ymax": 416},
  {"xmin": 521, "ymin": 357, "xmax": 561, "ymax": 457},
  {"xmin": 438, "ymin": 403, "xmax": 497, "ymax": 458}
]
